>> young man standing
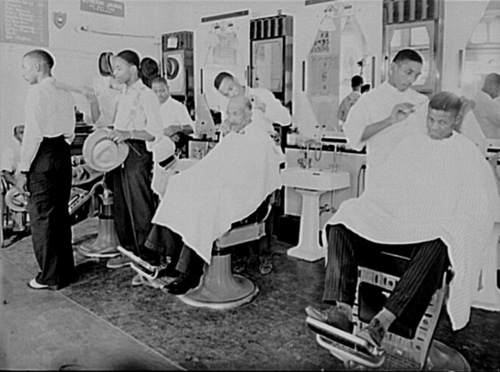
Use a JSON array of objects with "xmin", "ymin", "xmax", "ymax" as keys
[{"xmin": 18, "ymin": 49, "xmax": 76, "ymax": 290}]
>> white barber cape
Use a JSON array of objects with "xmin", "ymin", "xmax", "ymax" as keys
[
  {"xmin": 152, "ymin": 122, "xmax": 285, "ymax": 264},
  {"xmin": 325, "ymin": 132, "xmax": 500, "ymax": 331}
]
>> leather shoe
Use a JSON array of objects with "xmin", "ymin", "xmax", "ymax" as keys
[
  {"xmin": 165, "ymin": 273, "xmax": 200, "ymax": 295},
  {"xmin": 27, "ymin": 278, "xmax": 55, "ymax": 290}
]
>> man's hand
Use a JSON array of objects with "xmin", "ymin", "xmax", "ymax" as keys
[
  {"xmin": 108, "ymin": 129, "xmax": 132, "ymax": 143},
  {"xmin": 16, "ymin": 173, "xmax": 30, "ymax": 197},
  {"xmin": 388, "ymin": 102, "xmax": 415, "ymax": 125}
]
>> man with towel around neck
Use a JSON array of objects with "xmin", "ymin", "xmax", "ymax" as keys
[
  {"xmin": 136, "ymin": 95, "xmax": 285, "ymax": 295},
  {"xmin": 307, "ymin": 91, "xmax": 500, "ymax": 352}
]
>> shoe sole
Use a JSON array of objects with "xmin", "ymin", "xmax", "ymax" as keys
[{"xmin": 84, "ymin": 251, "xmax": 121, "ymax": 259}]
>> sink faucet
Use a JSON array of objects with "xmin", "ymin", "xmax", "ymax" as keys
[{"xmin": 298, "ymin": 144, "xmax": 312, "ymax": 169}]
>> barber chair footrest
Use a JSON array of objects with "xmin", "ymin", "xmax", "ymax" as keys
[{"xmin": 178, "ymin": 275, "xmax": 259, "ymax": 310}]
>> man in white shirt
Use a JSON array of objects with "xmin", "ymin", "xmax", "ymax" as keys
[
  {"xmin": 151, "ymin": 76, "xmax": 194, "ymax": 155},
  {"xmin": 473, "ymin": 72, "xmax": 500, "ymax": 139},
  {"xmin": 338, "ymin": 75, "xmax": 364, "ymax": 124},
  {"xmin": 213, "ymin": 71, "xmax": 292, "ymax": 135},
  {"xmin": 342, "ymin": 49, "xmax": 428, "ymax": 188},
  {"xmin": 18, "ymin": 49, "xmax": 76, "ymax": 290}
]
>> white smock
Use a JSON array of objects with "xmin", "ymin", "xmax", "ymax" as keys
[
  {"xmin": 343, "ymin": 82, "xmax": 428, "ymax": 188},
  {"xmin": 152, "ymin": 121, "xmax": 285, "ymax": 264},
  {"xmin": 324, "ymin": 132, "xmax": 500, "ymax": 331}
]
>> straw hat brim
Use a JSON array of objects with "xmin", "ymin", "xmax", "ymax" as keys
[{"xmin": 82, "ymin": 129, "xmax": 129, "ymax": 173}]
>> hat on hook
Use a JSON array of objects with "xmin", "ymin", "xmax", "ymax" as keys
[
  {"xmin": 5, "ymin": 188, "xmax": 28, "ymax": 213},
  {"xmin": 82, "ymin": 128, "xmax": 129, "ymax": 172},
  {"xmin": 165, "ymin": 57, "xmax": 180, "ymax": 79},
  {"xmin": 140, "ymin": 57, "xmax": 160, "ymax": 79},
  {"xmin": 98, "ymin": 52, "xmax": 114, "ymax": 77}
]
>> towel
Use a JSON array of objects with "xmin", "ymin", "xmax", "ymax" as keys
[
  {"xmin": 324, "ymin": 132, "xmax": 500, "ymax": 330},
  {"xmin": 152, "ymin": 122, "xmax": 285, "ymax": 264}
]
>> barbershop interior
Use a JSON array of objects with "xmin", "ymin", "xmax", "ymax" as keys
[{"xmin": 1, "ymin": 0, "xmax": 500, "ymax": 370}]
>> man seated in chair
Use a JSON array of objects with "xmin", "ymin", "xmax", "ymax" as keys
[
  {"xmin": 134, "ymin": 95, "xmax": 285, "ymax": 294},
  {"xmin": 1, "ymin": 124, "xmax": 27, "ymax": 246},
  {"xmin": 306, "ymin": 91, "xmax": 500, "ymax": 352}
]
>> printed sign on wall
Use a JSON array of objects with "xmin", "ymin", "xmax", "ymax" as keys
[
  {"xmin": 80, "ymin": 0, "xmax": 125, "ymax": 18},
  {"xmin": 0, "ymin": 0, "xmax": 49, "ymax": 47}
]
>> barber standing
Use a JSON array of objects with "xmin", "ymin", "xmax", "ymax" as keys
[
  {"xmin": 18, "ymin": 49, "xmax": 76, "ymax": 290},
  {"xmin": 343, "ymin": 49, "xmax": 428, "ymax": 187},
  {"xmin": 104, "ymin": 50, "xmax": 164, "ymax": 270}
]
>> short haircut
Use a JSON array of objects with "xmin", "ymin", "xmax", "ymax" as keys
[
  {"xmin": 23, "ymin": 49, "xmax": 54, "ymax": 70},
  {"xmin": 214, "ymin": 72, "xmax": 234, "ymax": 90},
  {"xmin": 428, "ymin": 91, "xmax": 462, "ymax": 116},
  {"xmin": 151, "ymin": 76, "xmax": 168, "ymax": 86},
  {"xmin": 392, "ymin": 49, "xmax": 423, "ymax": 65},
  {"xmin": 351, "ymin": 75, "xmax": 364, "ymax": 88},
  {"xmin": 361, "ymin": 83, "xmax": 371, "ymax": 93},
  {"xmin": 116, "ymin": 50, "xmax": 140, "ymax": 69},
  {"xmin": 484, "ymin": 73, "xmax": 500, "ymax": 86}
]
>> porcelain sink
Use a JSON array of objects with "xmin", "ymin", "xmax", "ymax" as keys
[{"xmin": 281, "ymin": 167, "xmax": 350, "ymax": 192}]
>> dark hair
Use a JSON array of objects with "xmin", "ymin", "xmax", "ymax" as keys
[
  {"xmin": 351, "ymin": 75, "xmax": 364, "ymax": 89},
  {"xmin": 428, "ymin": 91, "xmax": 462, "ymax": 116},
  {"xmin": 24, "ymin": 49, "xmax": 54, "ymax": 70},
  {"xmin": 392, "ymin": 49, "xmax": 423, "ymax": 65},
  {"xmin": 116, "ymin": 49, "xmax": 141, "ymax": 70},
  {"xmin": 361, "ymin": 83, "xmax": 371, "ymax": 93},
  {"xmin": 151, "ymin": 76, "xmax": 168, "ymax": 86},
  {"xmin": 214, "ymin": 72, "xmax": 234, "ymax": 90}
]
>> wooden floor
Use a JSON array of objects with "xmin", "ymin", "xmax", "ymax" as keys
[{"xmin": 1, "ymin": 217, "xmax": 499, "ymax": 371}]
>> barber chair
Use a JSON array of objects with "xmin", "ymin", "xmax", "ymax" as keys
[
  {"xmin": 306, "ymin": 246, "xmax": 471, "ymax": 371},
  {"xmin": 178, "ymin": 196, "xmax": 273, "ymax": 309},
  {"xmin": 125, "ymin": 196, "xmax": 273, "ymax": 309},
  {"xmin": 76, "ymin": 181, "xmax": 120, "ymax": 258}
]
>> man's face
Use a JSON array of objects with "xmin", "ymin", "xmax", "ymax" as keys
[
  {"xmin": 388, "ymin": 60, "xmax": 422, "ymax": 92},
  {"xmin": 22, "ymin": 56, "xmax": 38, "ymax": 85},
  {"xmin": 226, "ymin": 100, "xmax": 251, "ymax": 133},
  {"xmin": 152, "ymin": 82, "xmax": 170, "ymax": 104},
  {"xmin": 218, "ymin": 78, "xmax": 243, "ymax": 99},
  {"xmin": 426, "ymin": 108, "xmax": 457, "ymax": 140},
  {"xmin": 112, "ymin": 57, "xmax": 134, "ymax": 85}
]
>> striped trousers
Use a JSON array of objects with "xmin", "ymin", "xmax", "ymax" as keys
[{"xmin": 323, "ymin": 224, "xmax": 450, "ymax": 328}]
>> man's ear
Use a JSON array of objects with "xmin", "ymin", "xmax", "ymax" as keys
[{"xmin": 453, "ymin": 114, "xmax": 463, "ymax": 132}]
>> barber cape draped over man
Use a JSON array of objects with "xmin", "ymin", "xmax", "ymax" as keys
[
  {"xmin": 324, "ymin": 91, "xmax": 500, "ymax": 332},
  {"xmin": 152, "ymin": 95, "xmax": 285, "ymax": 264}
]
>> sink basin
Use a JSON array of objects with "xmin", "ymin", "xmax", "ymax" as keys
[{"xmin": 281, "ymin": 167, "xmax": 350, "ymax": 192}]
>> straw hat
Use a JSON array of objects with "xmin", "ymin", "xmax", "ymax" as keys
[
  {"xmin": 5, "ymin": 188, "xmax": 28, "ymax": 213},
  {"xmin": 82, "ymin": 129, "xmax": 129, "ymax": 172}
]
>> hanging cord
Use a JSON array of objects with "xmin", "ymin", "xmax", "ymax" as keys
[{"xmin": 313, "ymin": 143, "xmax": 323, "ymax": 162}]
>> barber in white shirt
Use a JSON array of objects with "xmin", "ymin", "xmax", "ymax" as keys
[
  {"xmin": 213, "ymin": 71, "xmax": 291, "ymax": 135},
  {"xmin": 18, "ymin": 49, "xmax": 76, "ymax": 290},
  {"xmin": 473, "ymin": 72, "xmax": 500, "ymax": 139},
  {"xmin": 151, "ymin": 76, "xmax": 194, "ymax": 154}
]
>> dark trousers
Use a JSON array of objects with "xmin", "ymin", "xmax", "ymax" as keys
[
  {"xmin": 323, "ymin": 224, "xmax": 449, "ymax": 328},
  {"xmin": 144, "ymin": 224, "xmax": 204, "ymax": 276},
  {"xmin": 27, "ymin": 136, "xmax": 74, "ymax": 287},
  {"xmin": 108, "ymin": 140, "xmax": 157, "ymax": 255}
]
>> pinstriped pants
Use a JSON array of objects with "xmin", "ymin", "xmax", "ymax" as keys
[{"xmin": 323, "ymin": 224, "xmax": 450, "ymax": 327}]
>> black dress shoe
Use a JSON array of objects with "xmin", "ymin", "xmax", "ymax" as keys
[{"xmin": 165, "ymin": 273, "xmax": 200, "ymax": 295}]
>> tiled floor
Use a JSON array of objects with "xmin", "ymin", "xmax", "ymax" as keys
[{"xmin": 1, "ymin": 217, "xmax": 499, "ymax": 371}]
